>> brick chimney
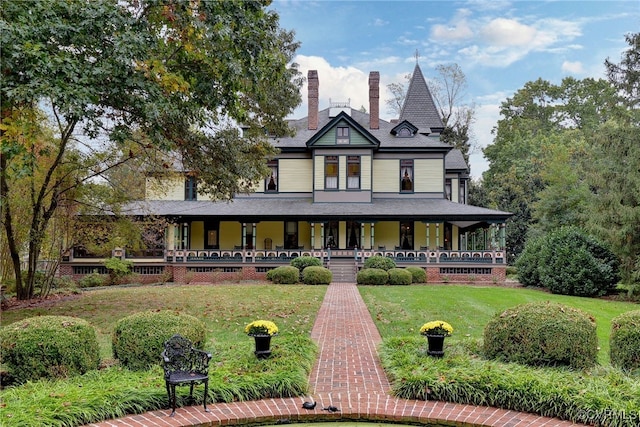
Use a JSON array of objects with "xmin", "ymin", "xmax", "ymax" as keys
[
  {"xmin": 308, "ymin": 70, "xmax": 319, "ymax": 130},
  {"xmin": 369, "ymin": 71, "xmax": 380, "ymax": 130}
]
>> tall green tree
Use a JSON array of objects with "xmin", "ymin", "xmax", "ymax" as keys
[{"xmin": 1, "ymin": 0, "xmax": 303, "ymax": 299}]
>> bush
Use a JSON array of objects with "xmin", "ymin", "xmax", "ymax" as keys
[
  {"xmin": 112, "ymin": 311, "xmax": 206, "ymax": 370},
  {"xmin": 405, "ymin": 266, "xmax": 426, "ymax": 283},
  {"xmin": 363, "ymin": 255, "xmax": 396, "ymax": 271},
  {"xmin": 290, "ymin": 256, "xmax": 322, "ymax": 273},
  {"xmin": 78, "ymin": 272, "xmax": 107, "ymax": 288},
  {"xmin": 266, "ymin": 265, "xmax": 299, "ymax": 284},
  {"xmin": 610, "ymin": 310, "xmax": 640, "ymax": 371},
  {"xmin": 388, "ymin": 268, "xmax": 412, "ymax": 285},
  {"xmin": 514, "ymin": 235, "xmax": 544, "ymax": 287},
  {"xmin": 357, "ymin": 268, "xmax": 388, "ymax": 285},
  {"xmin": 302, "ymin": 266, "xmax": 332, "ymax": 285},
  {"xmin": 0, "ymin": 315, "xmax": 100, "ymax": 384},
  {"xmin": 104, "ymin": 257, "xmax": 134, "ymax": 286},
  {"xmin": 518, "ymin": 227, "xmax": 619, "ymax": 296},
  {"xmin": 483, "ymin": 301, "xmax": 597, "ymax": 369}
]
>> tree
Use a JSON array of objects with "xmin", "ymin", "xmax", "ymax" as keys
[
  {"xmin": 481, "ymin": 77, "xmax": 620, "ymax": 262},
  {"xmin": 1, "ymin": 0, "xmax": 303, "ymax": 299},
  {"xmin": 430, "ymin": 64, "xmax": 475, "ymax": 165},
  {"xmin": 606, "ymin": 32, "xmax": 640, "ymax": 108},
  {"xmin": 385, "ymin": 74, "xmax": 411, "ymax": 117}
]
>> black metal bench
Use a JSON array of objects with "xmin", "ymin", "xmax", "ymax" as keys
[{"xmin": 161, "ymin": 334, "xmax": 212, "ymax": 416}]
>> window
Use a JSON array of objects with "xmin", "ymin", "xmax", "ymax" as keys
[
  {"xmin": 325, "ymin": 221, "xmax": 338, "ymax": 248},
  {"xmin": 325, "ymin": 156, "xmax": 338, "ymax": 189},
  {"xmin": 347, "ymin": 221, "xmax": 360, "ymax": 248},
  {"xmin": 400, "ymin": 160, "xmax": 413, "ymax": 192},
  {"xmin": 285, "ymin": 221, "xmax": 298, "ymax": 249},
  {"xmin": 445, "ymin": 179, "xmax": 452, "ymax": 200},
  {"xmin": 347, "ymin": 156, "xmax": 360, "ymax": 189},
  {"xmin": 336, "ymin": 126, "xmax": 350, "ymax": 144},
  {"xmin": 400, "ymin": 222, "xmax": 413, "ymax": 249},
  {"xmin": 398, "ymin": 127, "xmax": 412, "ymax": 137},
  {"xmin": 185, "ymin": 176, "xmax": 197, "ymax": 200},
  {"xmin": 265, "ymin": 160, "xmax": 278, "ymax": 192}
]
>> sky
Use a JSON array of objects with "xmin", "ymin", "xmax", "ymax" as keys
[{"xmin": 269, "ymin": 0, "xmax": 639, "ymax": 178}]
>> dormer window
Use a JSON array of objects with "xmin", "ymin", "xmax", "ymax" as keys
[
  {"xmin": 336, "ymin": 126, "xmax": 350, "ymax": 144},
  {"xmin": 398, "ymin": 128, "xmax": 412, "ymax": 137}
]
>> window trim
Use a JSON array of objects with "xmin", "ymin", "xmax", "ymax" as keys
[
  {"xmin": 400, "ymin": 160, "xmax": 414, "ymax": 193},
  {"xmin": 336, "ymin": 126, "xmax": 350, "ymax": 144},
  {"xmin": 325, "ymin": 155, "xmax": 339, "ymax": 190},
  {"xmin": 347, "ymin": 155, "xmax": 360, "ymax": 190},
  {"xmin": 185, "ymin": 176, "xmax": 198, "ymax": 200},
  {"xmin": 265, "ymin": 160, "xmax": 278, "ymax": 193}
]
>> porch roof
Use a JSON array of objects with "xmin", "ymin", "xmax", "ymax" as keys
[{"xmin": 123, "ymin": 198, "xmax": 511, "ymax": 225}]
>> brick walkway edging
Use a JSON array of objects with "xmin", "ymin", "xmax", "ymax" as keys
[{"xmin": 87, "ymin": 283, "xmax": 589, "ymax": 427}]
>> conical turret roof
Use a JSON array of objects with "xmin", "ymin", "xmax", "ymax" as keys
[{"xmin": 399, "ymin": 64, "xmax": 444, "ymax": 133}]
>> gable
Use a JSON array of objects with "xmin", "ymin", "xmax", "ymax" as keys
[{"xmin": 306, "ymin": 111, "xmax": 379, "ymax": 148}]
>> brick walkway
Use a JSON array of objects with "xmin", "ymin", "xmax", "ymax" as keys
[{"xmin": 87, "ymin": 283, "xmax": 589, "ymax": 427}]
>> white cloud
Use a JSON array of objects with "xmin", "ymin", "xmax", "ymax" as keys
[
  {"xmin": 561, "ymin": 60, "xmax": 584, "ymax": 74},
  {"xmin": 372, "ymin": 18, "xmax": 388, "ymax": 27},
  {"xmin": 480, "ymin": 18, "xmax": 537, "ymax": 47},
  {"xmin": 430, "ymin": 9, "xmax": 474, "ymax": 41}
]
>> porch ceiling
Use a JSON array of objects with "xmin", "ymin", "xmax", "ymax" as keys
[{"xmin": 122, "ymin": 198, "xmax": 512, "ymax": 223}]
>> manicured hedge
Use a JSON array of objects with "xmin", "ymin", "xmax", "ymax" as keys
[
  {"xmin": 388, "ymin": 268, "xmax": 412, "ymax": 285},
  {"xmin": 302, "ymin": 266, "xmax": 332, "ymax": 285},
  {"xmin": 112, "ymin": 311, "xmax": 206, "ymax": 370},
  {"xmin": 610, "ymin": 309, "xmax": 640, "ymax": 371},
  {"xmin": 357, "ymin": 268, "xmax": 388, "ymax": 285},
  {"xmin": 405, "ymin": 266, "xmax": 426, "ymax": 283},
  {"xmin": 483, "ymin": 301, "xmax": 597, "ymax": 369},
  {"xmin": 363, "ymin": 255, "xmax": 396, "ymax": 271},
  {"xmin": 290, "ymin": 256, "xmax": 322, "ymax": 273},
  {"xmin": 266, "ymin": 265, "xmax": 299, "ymax": 284},
  {"xmin": 0, "ymin": 315, "xmax": 100, "ymax": 384}
]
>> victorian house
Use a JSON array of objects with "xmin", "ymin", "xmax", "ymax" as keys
[{"xmin": 62, "ymin": 64, "xmax": 511, "ymax": 284}]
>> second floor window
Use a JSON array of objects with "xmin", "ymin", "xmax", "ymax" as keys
[
  {"xmin": 266, "ymin": 160, "xmax": 278, "ymax": 192},
  {"xmin": 185, "ymin": 176, "xmax": 197, "ymax": 200},
  {"xmin": 347, "ymin": 156, "xmax": 360, "ymax": 189},
  {"xmin": 325, "ymin": 156, "xmax": 338, "ymax": 189},
  {"xmin": 400, "ymin": 160, "xmax": 413, "ymax": 192}
]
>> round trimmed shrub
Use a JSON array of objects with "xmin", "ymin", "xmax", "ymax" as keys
[
  {"xmin": 514, "ymin": 235, "xmax": 543, "ymax": 287},
  {"xmin": 302, "ymin": 266, "xmax": 332, "ymax": 285},
  {"xmin": 112, "ymin": 311, "xmax": 206, "ymax": 370},
  {"xmin": 483, "ymin": 301, "xmax": 597, "ymax": 369},
  {"xmin": 266, "ymin": 265, "xmax": 299, "ymax": 284},
  {"xmin": 519, "ymin": 226, "xmax": 619, "ymax": 296},
  {"xmin": 610, "ymin": 310, "xmax": 640, "ymax": 371},
  {"xmin": 357, "ymin": 268, "xmax": 388, "ymax": 285},
  {"xmin": 363, "ymin": 255, "xmax": 396, "ymax": 271},
  {"xmin": 78, "ymin": 272, "xmax": 107, "ymax": 288},
  {"xmin": 388, "ymin": 268, "xmax": 412, "ymax": 285},
  {"xmin": 406, "ymin": 266, "xmax": 426, "ymax": 283},
  {"xmin": 0, "ymin": 315, "xmax": 100, "ymax": 384},
  {"xmin": 291, "ymin": 256, "xmax": 322, "ymax": 273}
]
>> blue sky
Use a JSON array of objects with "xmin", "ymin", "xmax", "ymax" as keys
[{"xmin": 269, "ymin": 0, "xmax": 639, "ymax": 178}]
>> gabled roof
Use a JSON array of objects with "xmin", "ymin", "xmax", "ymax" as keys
[
  {"xmin": 399, "ymin": 64, "xmax": 444, "ymax": 133},
  {"xmin": 306, "ymin": 111, "xmax": 379, "ymax": 147},
  {"xmin": 390, "ymin": 120, "xmax": 418, "ymax": 136},
  {"xmin": 274, "ymin": 108, "xmax": 451, "ymax": 152}
]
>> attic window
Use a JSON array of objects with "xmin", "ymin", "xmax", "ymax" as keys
[
  {"xmin": 398, "ymin": 127, "xmax": 412, "ymax": 137},
  {"xmin": 336, "ymin": 127, "xmax": 350, "ymax": 144}
]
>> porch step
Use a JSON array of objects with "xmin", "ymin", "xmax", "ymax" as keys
[{"xmin": 327, "ymin": 258, "xmax": 358, "ymax": 283}]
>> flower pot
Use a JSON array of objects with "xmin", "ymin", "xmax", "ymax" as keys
[
  {"xmin": 425, "ymin": 334, "xmax": 446, "ymax": 357},
  {"xmin": 250, "ymin": 334, "xmax": 273, "ymax": 359}
]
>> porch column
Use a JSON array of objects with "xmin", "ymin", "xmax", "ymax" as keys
[
  {"xmin": 310, "ymin": 222, "xmax": 315, "ymax": 249},
  {"xmin": 242, "ymin": 223, "xmax": 247, "ymax": 249},
  {"xmin": 425, "ymin": 223, "xmax": 430, "ymax": 249},
  {"xmin": 499, "ymin": 223, "xmax": 506, "ymax": 249},
  {"xmin": 435, "ymin": 223, "xmax": 440, "ymax": 249},
  {"xmin": 370, "ymin": 222, "xmax": 375, "ymax": 249},
  {"xmin": 320, "ymin": 223, "xmax": 325, "ymax": 249},
  {"xmin": 182, "ymin": 222, "xmax": 189, "ymax": 249},
  {"xmin": 252, "ymin": 223, "xmax": 257, "ymax": 249},
  {"xmin": 360, "ymin": 223, "xmax": 365, "ymax": 249}
]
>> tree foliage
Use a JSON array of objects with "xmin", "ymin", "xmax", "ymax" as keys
[{"xmin": 1, "ymin": 0, "xmax": 303, "ymax": 299}]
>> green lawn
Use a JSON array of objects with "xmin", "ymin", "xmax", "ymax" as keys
[{"xmin": 359, "ymin": 284, "xmax": 639, "ymax": 364}]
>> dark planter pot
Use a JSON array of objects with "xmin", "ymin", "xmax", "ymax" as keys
[
  {"xmin": 249, "ymin": 334, "xmax": 274, "ymax": 359},
  {"xmin": 425, "ymin": 334, "xmax": 446, "ymax": 357}
]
